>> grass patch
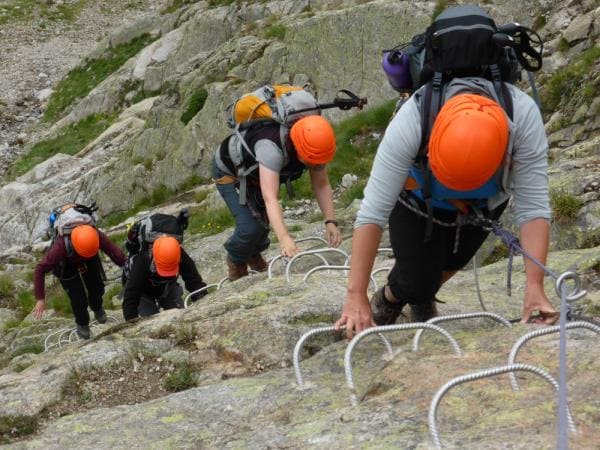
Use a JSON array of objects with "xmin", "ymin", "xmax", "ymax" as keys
[
  {"xmin": 7, "ymin": 113, "xmax": 115, "ymax": 179},
  {"xmin": 17, "ymin": 290, "xmax": 36, "ymax": 313},
  {"xmin": 103, "ymin": 283, "xmax": 123, "ymax": 310},
  {"xmin": 160, "ymin": 0, "xmax": 195, "ymax": 14},
  {"xmin": 207, "ymin": 0, "xmax": 238, "ymax": 7},
  {"xmin": 163, "ymin": 364, "xmax": 197, "ymax": 392},
  {"xmin": 557, "ymin": 37, "xmax": 570, "ymax": 53},
  {"xmin": 551, "ymin": 189, "xmax": 584, "ymax": 224},
  {"xmin": 46, "ymin": 286, "xmax": 72, "ymax": 317},
  {"xmin": 12, "ymin": 343, "xmax": 44, "ymax": 357},
  {"xmin": 287, "ymin": 100, "xmax": 396, "ymax": 200},
  {"xmin": 532, "ymin": 15, "xmax": 547, "ymax": 31},
  {"xmin": 180, "ymin": 89, "xmax": 208, "ymax": 125},
  {"xmin": 187, "ymin": 206, "xmax": 234, "ymax": 236},
  {"xmin": 174, "ymin": 324, "xmax": 197, "ymax": 347},
  {"xmin": 0, "ymin": 415, "xmax": 38, "ymax": 444},
  {"xmin": 264, "ymin": 23, "xmax": 286, "ymax": 40},
  {"xmin": 339, "ymin": 181, "xmax": 366, "ymax": 207},
  {"xmin": 0, "ymin": 0, "xmax": 85, "ymax": 26},
  {"xmin": 2, "ymin": 318, "xmax": 23, "ymax": 331},
  {"xmin": 541, "ymin": 46, "xmax": 600, "ymax": 114},
  {"xmin": 43, "ymin": 33, "xmax": 155, "ymax": 122},
  {"xmin": 0, "ymin": 275, "xmax": 15, "ymax": 298}
]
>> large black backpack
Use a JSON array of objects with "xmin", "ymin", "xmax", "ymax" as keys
[{"xmin": 382, "ymin": 5, "xmax": 544, "ymax": 239}]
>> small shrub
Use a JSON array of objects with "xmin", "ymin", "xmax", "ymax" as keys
[
  {"xmin": 0, "ymin": 415, "xmax": 38, "ymax": 443},
  {"xmin": 551, "ymin": 189, "xmax": 584, "ymax": 224},
  {"xmin": 44, "ymin": 34, "xmax": 156, "ymax": 122},
  {"xmin": 180, "ymin": 89, "xmax": 208, "ymax": 125},
  {"xmin": 264, "ymin": 24, "xmax": 286, "ymax": 40},
  {"xmin": 557, "ymin": 37, "xmax": 570, "ymax": 53},
  {"xmin": 164, "ymin": 364, "xmax": 197, "ymax": 392},
  {"xmin": 0, "ymin": 275, "xmax": 15, "ymax": 298},
  {"xmin": 7, "ymin": 114, "xmax": 115, "ymax": 178},
  {"xmin": 533, "ymin": 15, "xmax": 547, "ymax": 31},
  {"xmin": 47, "ymin": 287, "xmax": 72, "ymax": 317},
  {"xmin": 175, "ymin": 324, "xmax": 197, "ymax": 346},
  {"xmin": 541, "ymin": 46, "xmax": 600, "ymax": 114},
  {"xmin": 17, "ymin": 291, "xmax": 36, "ymax": 313}
]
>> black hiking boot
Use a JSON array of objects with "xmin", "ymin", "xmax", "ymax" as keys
[
  {"xmin": 408, "ymin": 298, "xmax": 440, "ymax": 322},
  {"xmin": 93, "ymin": 308, "xmax": 107, "ymax": 324},
  {"xmin": 76, "ymin": 324, "xmax": 91, "ymax": 340},
  {"xmin": 370, "ymin": 287, "xmax": 406, "ymax": 326}
]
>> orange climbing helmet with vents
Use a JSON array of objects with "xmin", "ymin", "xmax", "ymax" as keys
[
  {"xmin": 152, "ymin": 236, "xmax": 181, "ymax": 277},
  {"xmin": 428, "ymin": 93, "xmax": 510, "ymax": 191},
  {"xmin": 71, "ymin": 225, "xmax": 100, "ymax": 259},
  {"xmin": 290, "ymin": 115, "xmax": 336, "ymax": 166}
]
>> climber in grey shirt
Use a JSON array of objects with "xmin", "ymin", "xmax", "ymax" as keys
[{"xmin": 335, "ymin": 78, "xmax": 557, "ymax": 339}]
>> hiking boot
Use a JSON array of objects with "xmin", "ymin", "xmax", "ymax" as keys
[
  {"xmin": 226, "ymin": 255, "xmax": 248, "ymax": 281},
  {"xmin": 247, "ymin": 254, "xmax": 268, "ymax": 272},
  {"xmin": 93, "ymin": 308, "xmax": 107, "ymax": 324},
  {"xmin": 370, "ymin": 287, "xmax": 406, "ymax": 326},
  {"xmin": 76, "ymin": 324, "xmax": 91, "ymax": 340},
  {"xmin": 408, "ymin": 299, "xmax": 439, "ymax": 322}
]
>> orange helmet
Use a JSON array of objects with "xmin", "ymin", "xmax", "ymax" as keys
[
  {"xmin": 71, "ymin": 225, "xmax": 100, "ymax": 259},
  {"xmin": 428, "ymin": 93, "xmax": 509, "ymax": 191},
  {"xmin": 152, "ymin": 236, "xmax": 181, "ymax": 277},
  {"xmin": 290, "ymin": 115, "xmax": 336, "ymax": 165}
]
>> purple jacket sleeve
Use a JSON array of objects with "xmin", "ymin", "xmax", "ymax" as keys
[{"xmin": 34, "ymin": 238, "xmax": 67, "ymax": 300}]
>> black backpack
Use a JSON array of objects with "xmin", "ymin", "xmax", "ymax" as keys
[
  {"xmin": 124, "ymin": 210, "xmax": 189, "ymax": 256},
  {"xmin": 382, "ymin": 5, "xmax": 543, "ymax": 239}
]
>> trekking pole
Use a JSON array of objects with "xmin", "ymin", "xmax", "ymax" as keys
[{"xmin": 292, "ymin": 90, "xmax": 368, "ymax": 115}]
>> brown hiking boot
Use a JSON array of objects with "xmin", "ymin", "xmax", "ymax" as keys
[
  {"xmin": 226, "ymin": 255, "xmax": 248, "ymax": 281},
  {"xmin": 370, "ymin": 287, "xmax": 406, "ymax": 326},
  {"xmin": 408, "ymin": 298, "xmax": 440, "ymax": 322},
  {"xmin": 247, "ymin": 254, "xmax": 268, "ymax": 272}
]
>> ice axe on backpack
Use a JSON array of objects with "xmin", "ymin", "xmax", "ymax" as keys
[{"xmin": 292, "ymin": 90, "xmax": 368, "ymax": 115}]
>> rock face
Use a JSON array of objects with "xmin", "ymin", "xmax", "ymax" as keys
[
  {"xmin": 1, "ymin": 245, "xmax": 598, "ymax": 449},
  {"xmin": 0, "ymin": 0, "xmax": 599, "ymax": 447}
]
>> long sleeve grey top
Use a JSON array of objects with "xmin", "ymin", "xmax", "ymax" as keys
[{"xmin": 355, "ymin": 78, "xmax": 551, "ymax": 229}]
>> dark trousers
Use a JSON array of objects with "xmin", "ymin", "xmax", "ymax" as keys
[
  {"xmin": 138, "ymin": 282, "xmax": 183, "ymax": 317},
  {"xmin": 212, "ymin": 160, "xmax": 270, "ymax": 264},
  {"xmin": 58, "ymin": 256, "xmax": 105, "ymax": 326},
  {"xmin": 387, "ymin": 197, "xmax": 507, "ymax": 306}
]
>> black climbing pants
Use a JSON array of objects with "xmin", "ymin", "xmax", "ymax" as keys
[
  {"xmin": 137, "ymin": 282, "xmax": 183, "ymax": 317},
  {"xmin": 386, "ymin": 196, "xmax": 507, "ymax": 307},
  {"xmin": 58, "ymin": 256, "xmax": 105, "ymax": 326}
]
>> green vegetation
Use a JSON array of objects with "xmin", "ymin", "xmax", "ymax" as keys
[
  {"xmin": 12, "ymin": 343, "xmax": 44, "ymax": 357},
  {"xmin": 533, "ymin": 15, "xmax": 547, "ymax": 31},
  {"xmin": 0, "ymin": 415, "xmax": 38, "ymax": 444},
  {"xmin": 557, "ymin": 37, "xmax": 570, "ymax": 53},
  {"xmin": 339, "ymin": 181, "xmax": 366, "ymax": 208},
  {"xmin": 541, "ymin": 46, "xmax": 600, "ymax": 114},
  {"xmin": 0, "ymin": 0, "xmax": 85, "ymax": 26},
  {"xmin": 174, "ymin": 324, "xmax": 197, "ymax": 347},
  {"xmin": 180, "ymin": 89, "xmax": 208, "ymax": 125},
  {"xmin": 103, "ymin": 283, "xmax": 123, "ymax": 310},
  {"xmin": 17, "ymin": 291, "xmax": 36, "ymax": 313},
  {"xmin": 264, "ymin": 23, "xmax": 286, "ymax": 40},
  {"xmin": 7, "ymin": 114, "xmax": 115, "ymax": 179},
  {"xmin": 101, "ymin": 176, "xmax": 205, "ymax": 228},
  {"xmin": 44, "ymin": 34, "xmax": 155, "ymax": 122},
  {"xmin": 187, "ymin": 206, "xmax": 234, "ymax": 236},
  {"xmin": 207, "ymin": 0, "xmax": 238, "ymax": 7},
  {"xmin": 0, "ymin": 275, "xmax": 15, "ymax": 299},
  {"xmin": 47, "ymin": 287, "xmax": 72, "ymax": 316},
  {"xmin": 287, "ymin": 100, "xmax": 396, "ymax": 200},
  {"xmin": 550, "ymin": 189, "xmax": 584, "ymax": 224},
  {"xmin": 160, "ymin": 0, "xmax": 195, "ymax": 14},
  {"xmin": 164, "ymin": 364, "xmax": 197, "ymax": 392}
]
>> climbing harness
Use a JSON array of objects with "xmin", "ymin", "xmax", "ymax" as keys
[{"xmin": 428, "ymin": 363, "xmax": 576, "ymax": 449}]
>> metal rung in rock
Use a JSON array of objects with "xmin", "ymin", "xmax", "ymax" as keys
[
  {"xmin": 413, "ymin": 312, "xmax": 511, "ymax": 352},
  {"xmin": 285, "ymin": 248, "xmax": 350, "ymax": 283},
  {"xmin": 183, "ymin": 284, "xmax": 219, "ymax": 309},
  {"xmin": 429, "ymin": 363, "xmax": 577, "ymax": 449},
  {"xmin": 293, "ymin": 325, "xmax": 393, "ymax": 389},
  {"xmin": 508, "ymin": 321, "xmax": 600, "ymax": 390},
  {"xmin": 345, "ymin": 323, "xmax": 462, "ymax": 405},
  {"xmin": 303, "ymin": 265, "xmax": 378, "ymax": 291}
]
